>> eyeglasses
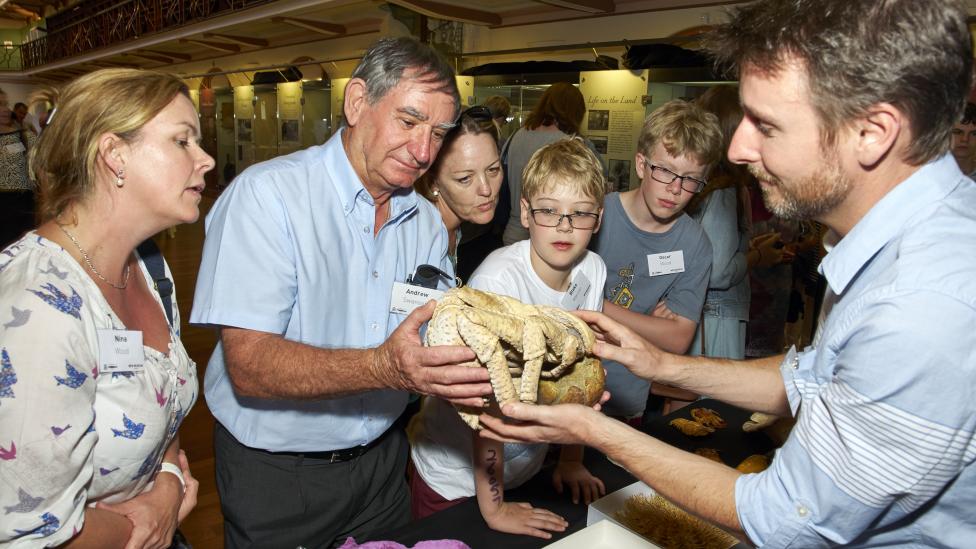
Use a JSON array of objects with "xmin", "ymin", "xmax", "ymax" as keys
[
  {"xmin": 643, "ymin": 158, "xmax": 707, "ymax": 194},
  {"xmin": 529, "ymin": 207, "xmax": 600, "ymax": 230}
]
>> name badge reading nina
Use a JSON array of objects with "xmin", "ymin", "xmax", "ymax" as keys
[{"xmin": 97, "ymin": 329, "xmax": 145, "ymax": 373}]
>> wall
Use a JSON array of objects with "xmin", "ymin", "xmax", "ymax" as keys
[
  {"xmin": 168, "ymin": 5, "xmax": 740, "ymax": 85},
  {"xmin": 0, "ymin": 80, "xmax": 36, "ymax": 105},
  {"xmin": 461, "ymin": 4, "xmax": 744, "ymax": 70}
]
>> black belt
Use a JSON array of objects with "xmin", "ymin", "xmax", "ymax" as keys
[{"xmin": 262, "ymin": 426, "xmax": 392, "ymax": 464}]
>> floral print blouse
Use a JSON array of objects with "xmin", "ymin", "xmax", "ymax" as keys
[{"xmin": 0, "ymin": 233, "xmax": 197, "ymax": 546}]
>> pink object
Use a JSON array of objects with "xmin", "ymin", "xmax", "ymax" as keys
[{"xmin": 337, "ymin": 538, "xmax": 471, "ymax": 549}]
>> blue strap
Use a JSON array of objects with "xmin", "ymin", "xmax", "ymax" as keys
[{"xmin": 136, "ymin": 238, "xmax": 174, "ymax": 329}]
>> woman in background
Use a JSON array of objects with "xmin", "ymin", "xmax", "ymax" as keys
[
  {"xmin": 0, "ymin": 88, "xmax": 37, "ymax": 248},
  {"xmin": 0, "ymin": 68, "xmax": 212, "ymax": 547},
  {"xmin": 687, "ymin": 85, "xmax": 753, "ymax": 359},
  {"xmin": 501, "ymin": 82, "xmax": 605, "ymax": 245}
]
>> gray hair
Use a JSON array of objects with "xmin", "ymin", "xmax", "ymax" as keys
[
  {"xmin": 350, "ymin": 37, "xmax": 460, "ymax": 115},
  {"xmin": 705, "ymin": 0, "xmax": 973, "ymax": 165}
]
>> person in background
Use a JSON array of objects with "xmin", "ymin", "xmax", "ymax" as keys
[
  {"xmin": 0, "ymin": 68, "xmax": 207, "ymax": 547},
  {"xmin": 481, "ymin": 0, "xmax": 976, "ymax": 546},
  {"xmin": 0, "ymin": 88, "xmax": 38, "ymax": 248},
  {"xmin": 483, "ymin": 95, "xmax": 512, "ymax": 146},
  {"xmin": 409, "ymin": 137, "xmax": 607, "ymax": 538},
  {"xmin": 12, "ymin": 102, "xmax": 40, "ymax": 135},
  {"xmin": 221, "ymin": 153, "xmax": 236, "ymax": 188},
  {"xmin": 414, "ymin": 106, "xmax": 503, "ymax": 274},
  {"xmin": 593, "ymin": 99, "xmax": 719, "ymax": 420},
  {"xmin": 502, "ymin": 82, "xmax": 605, "ymax": 245},
  {"xmin": 189, "ymin": 37, "xmax": 491, "ymax": 548},
  {"xmin": 686, "ymin": 85, "xmax": 752, "ymax": 360},
  {"xmin": 950, "ymin": 101, "xmax": 976, "ymax": 179}
]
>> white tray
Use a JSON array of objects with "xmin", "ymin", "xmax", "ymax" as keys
[
  {"xmin": 586, "ymin": 480, "xmax": 740, "ymax": 549},
  {"xmin": 545, "ymin": 519, "xmax": 661, "ymax": 548},
  {"xmin": 587, "ymin": 480, "xmax": 656, "ymax": 528}
]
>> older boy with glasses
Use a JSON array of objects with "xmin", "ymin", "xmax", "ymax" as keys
[{"xmin": 592, "ymin": 99, "xmax": 722, "ymax": 420}]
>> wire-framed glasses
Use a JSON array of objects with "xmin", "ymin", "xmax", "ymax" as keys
[
  {"xmin": 643, "ymin": 159, "xmax": 707, "ymax": 194},
  {"xmin": 529, "ymin": 207, "xmax": 600, "ymax": 230}
]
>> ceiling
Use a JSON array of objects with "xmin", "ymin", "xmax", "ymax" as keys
[{"xmin": 6, "ymin": 0, "xmax": 742, "ymax": 82}]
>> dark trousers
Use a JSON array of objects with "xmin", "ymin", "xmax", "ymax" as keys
[
  {"xmin": 0, "ymin": 190, "xmax": 35, "ymax": 249},
  {"xmin": 214, "ymin": 422, "xmax": 411, "ymax": 549}
]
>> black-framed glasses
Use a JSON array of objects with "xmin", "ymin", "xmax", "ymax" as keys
[
  {"xmin": 529, "ymin": 207, "xmax": 600, "ymax": 230},
  {"xmin": 643, "ymin": 158, "xmax": 707, "ymax": 194}
]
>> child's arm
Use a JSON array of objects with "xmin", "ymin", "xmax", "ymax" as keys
[
  {"xmin": 604, "ymin": 299, "xmax": 697, "ymax": 354},
  {"xmin": 473, "ymin": 434, "xmax": 568, "ymax": 539},
  {"xmin": 552, "ymin": 445, "xmax": 606, "ymax": 504}
]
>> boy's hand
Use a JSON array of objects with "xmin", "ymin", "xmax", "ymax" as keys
[
  {"xmin": 553, "ymin": 460, "xmax": 606, "ymax": 505},
  {"xmin": 482, "ymin": 501, "xmax": 568, "ymax": 539}
]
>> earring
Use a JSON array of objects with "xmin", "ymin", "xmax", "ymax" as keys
[
  {"xmin": 115, "ymin": 169, "xmax": 125, "ymax": 188},
  {"xmin": 431, "ymin": 189, "xmax": 440, "ymax": 198}
]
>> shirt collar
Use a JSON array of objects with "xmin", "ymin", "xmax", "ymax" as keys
[
  {"xmin": 820, "ymin": 154, "xmax": 964, "ymax": 295},
  {"xmin": 325, "ymin": 128, "xmax": 419, "ymax": 221}
]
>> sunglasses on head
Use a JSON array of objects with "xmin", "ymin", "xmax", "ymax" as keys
[{"xmin": 458, "ymin": 105, "xmax": 493, "ymax": 123}]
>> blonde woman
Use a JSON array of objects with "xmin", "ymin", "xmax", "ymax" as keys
[
  {"xmin": 414, "ymin": 105, "xmax": 504, "ymax": 275},
  {"xmin": 0, "ymin": 69, "xmax": 213, "ymax": 547}
]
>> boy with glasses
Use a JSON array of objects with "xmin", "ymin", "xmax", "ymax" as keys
[
  {"xmin": 593, "ymin": 99, "xmax": 722, "ymax": 420},
  {"xmin": 409, "ymin": 137, "xmax": 607, "ymax": 538}
]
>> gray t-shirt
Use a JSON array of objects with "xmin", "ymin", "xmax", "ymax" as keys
[{"xmin": 592, "ymin": 192, "xmax": 712, "ymax": 416}]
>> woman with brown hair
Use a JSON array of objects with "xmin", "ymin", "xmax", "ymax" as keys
[
  {"xmin": 501, "ymin": 82, "xmax": 605, "ymax": 245},
  {"xmin": 687, "ymin": 85, "xmax": 756, "ymax": 359},
  {"xmin": 0, "ymin": 68, "xmax": 213, "ymax": 547}
]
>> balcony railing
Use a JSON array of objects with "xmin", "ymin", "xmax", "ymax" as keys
[
  {"xmin": 20, "ymin": 0, "xmax": 273, "ymax": 70},
  {"xmin": 1, "ymin": 43, "xmax": 22, "ymax": 70}
]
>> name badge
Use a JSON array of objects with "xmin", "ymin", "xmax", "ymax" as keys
[
  {"xmin": 647, "ymin": 250, "xmax": 685, "ymax": 276},
  {"xmin": 4, "ymin": 142, "xmax": 26, "ymax": 155},
  {"xmin": 560, "ymin": 272, "xmax": 592, "ymax": 311},
  {"xmin": 390, "ymin": 281, "xmax": 445, "ymax": 315},
  {"xmin": 96, "ymin": 329, "xmax": 145, "ymax": 373}
]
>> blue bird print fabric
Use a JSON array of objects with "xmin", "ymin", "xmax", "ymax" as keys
[{"xmin": 0, "ymin": 233, "xmax": 198, "ymax": 546}]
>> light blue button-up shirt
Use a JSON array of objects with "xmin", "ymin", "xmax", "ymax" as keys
[
  {"xmin": 190, "ymin": 129, "xmax": 452, "ymax": 452},
  {"xmin": 735, "ymin": 155, "xmax": 976, "ymax": 547}
]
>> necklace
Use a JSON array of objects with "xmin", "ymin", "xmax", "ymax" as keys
[{"xmin": 57, "ymin": 224, "xmax": 130, "ymax": 290}]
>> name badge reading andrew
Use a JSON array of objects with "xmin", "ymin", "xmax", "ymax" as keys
[
  {"xmin": 560, "ymin": 272, "xmax": 592, "ymax": 311},
  {"xmin": 390, "ymin": 281, "xmax": 445, "ymax": 315},
  {"xmin": 96, "ymin": 329, "xmax": 145, "ymax": 373},
  {"xmin": 647, "ymin": 250, "xmax": 685, "ymax": 277}
]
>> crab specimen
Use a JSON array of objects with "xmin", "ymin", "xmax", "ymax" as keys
[
  {"xmin": 742, "ymin": 412, "xmax": 777, "ymax": 432},
  {"xmin": 426, "ymin": 286, "xmax": 604, "ymax": 429},
  {"xmin": 669, "ymin": 418, "xmax": 714, "ymax": 437},
  {"xmin": 690, "ymin": 407, "xmax": 727, "ymax": 429}
]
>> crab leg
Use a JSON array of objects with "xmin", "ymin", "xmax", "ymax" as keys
[
  {"xmin": 457, "ymin": 315, "xmax": 519, "ymax": 406},
  {"xmin": 517, "ymin": 319, "xmax": 547, "ymax": 403}
]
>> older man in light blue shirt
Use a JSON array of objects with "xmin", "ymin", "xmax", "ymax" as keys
[
  {"xmin": 477, "ymin": 1, "xmax": 976, "ymax": 547},
  {"xmin": 190, "ymin": 37, "xmax": 490, "ymax": 548}
]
